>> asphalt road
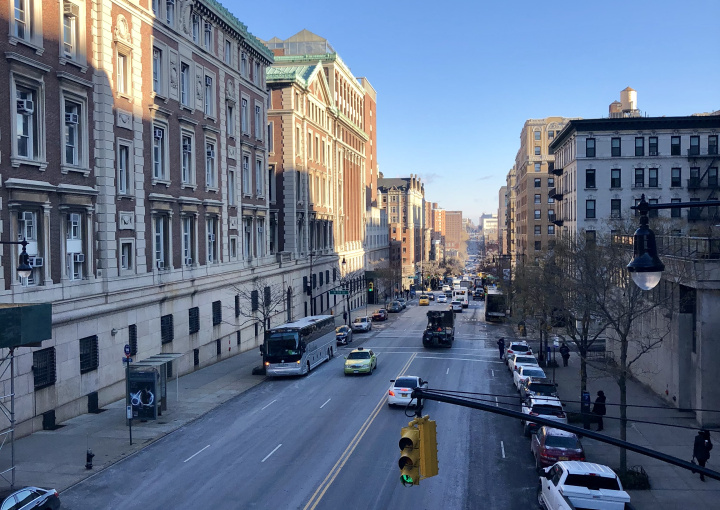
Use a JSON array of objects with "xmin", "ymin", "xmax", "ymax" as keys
[{"xmin": 61, "ymin": 298, "xmax": 538, "ymax": 509}]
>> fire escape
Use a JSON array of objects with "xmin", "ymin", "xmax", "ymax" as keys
[{"xmin": 686, "ymin": 136, "xmax": 719, "ymax": 223}]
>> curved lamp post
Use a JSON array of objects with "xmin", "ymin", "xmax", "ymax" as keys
[{"xmin": 1, "ymin": 238, "xmax": 33, "ymax": 279}]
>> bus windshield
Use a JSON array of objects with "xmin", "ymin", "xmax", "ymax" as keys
[{"xmin": 266, "ymin": 332, "xmax": 300, "ymax": 356}]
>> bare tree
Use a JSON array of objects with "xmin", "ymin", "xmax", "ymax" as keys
[{"xmin": 232, "ymin": 276, "xmax": 288, "ymax": 341}]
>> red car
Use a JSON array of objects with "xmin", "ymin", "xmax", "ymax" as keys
[
  {"xmin": 372, "ymin": 309, "xmax": 388, "ymax": 321},
  {"xmin": 531, "ymin": 426, "xmax": 585, "ymax": 468}
]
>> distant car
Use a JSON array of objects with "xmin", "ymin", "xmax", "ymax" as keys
[
  {"xmin": 372, "ymin": 309, "xmax": 388, "ymax": 321},
  {"xmin": 531, "ymin": 427, "xmax": 585, "ymax": 468},
  {"xmin": 451, "ymin": 300, "xmax": 463, "ymax": 313},
  {"xmin": 335, "ymin": 325, "xmax": 353, "ymax": 346},
  {"xmin": 419, "ymin": 294, "xmax": 430, "ymax": 306},
  {"xmin": 513, "ymin": 365, "xmax": 547, "ymax": 391},
  {"xmin": 388, "ymin": 375, "xmax": 428, "ymax": 407},
  {"xmin": 437, "ymin": 294, "xmax": 447, "ymax": 303},
  {"xmin": 508, "ymin": 354, "xmax": 539, "ymax": 373},
  {"xmin": 397, "ymin": 298, "xmax": 407, "ymax": 309},
  {"xmin": 344, "ymin": 347, "xmax": 377, "ymax": 375},
  {"xmin": 505, "ymin": 341, "xmax": 532, "ymax": 362},
  {"xmin": 0, "ymin": 486, "xmax": 61, "ymax": 510},
  {"xmin": 521, "ymin": 396, "xmax": 567, "ymax": 437},
  {"xmin": 472, "ymin": 290, "xmax": 484, "ymax": 301},
  {"xmin": 519, "ymin": 377, "xmax": 559, "ymax": 401},
  {"xmin": 387, "ymin": 301, "xmax": 402, "ymax": 313},
  {"xmin": 428, "ymin": 293, "xmax": 435, "ymax": 301},
  {"xmin": 351, "ymin": 316, "xmax": 372, "ymax": 332}
]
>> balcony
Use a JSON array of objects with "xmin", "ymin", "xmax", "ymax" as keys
[
  {"xmin": 552, "ymin": 218, "xmax": 564, "ymax": 227},
  {"xmin": 551, "ymin": 166, "xmax": 563, "ymax": 176},
  {"xmin": 549, "ymin": 187, "xmax": 563, "ymax": 200},
  {"xmin": 687, "ymin": 148, "xmax": 718, "ymax": 158},
  {"xmin": 687, "ymin": 178, "xmax": 719, "ymax": 190}
]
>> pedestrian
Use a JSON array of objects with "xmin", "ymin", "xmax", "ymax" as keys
[
  {"xmin": 497, "ymin": 337, "xmax": 505, "ymax": 360},
  {"xmin": 592, "ymin": 390, "xmax": 607, "ymax": 431},
  {"xmin": 693, "ymin": 429, "xmax": 713, "ymax": 481},
  {"xmin": 343, "ymin": 310, "xmax": 348, "ymax": 323},
  {"xmin": 559, "ymin": 342, "xmax": 571, "ymax": 367}
]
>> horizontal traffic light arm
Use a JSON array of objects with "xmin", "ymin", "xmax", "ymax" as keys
[{"xmin": 412, "ymin": 388, "xmax": 720, "ymax": 481}]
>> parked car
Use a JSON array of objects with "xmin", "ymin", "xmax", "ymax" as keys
[
  {"xmin": 513, "ymin": 365, "xmax": 547, "ymax": 391},
  {"xmin": 388, "ymin": 375, "xmax": 428, "ymax": 407},
  {"xmin": 372, "ymin": 309, "xmax": 388, "ymax": 321},
  {"xmin": 538, "ymin": 461, "xmax": 630, "ymax": 510},
  {"xmin": 397, "ymin": 298, "xmax": 407, "ymax": 309},
  {"xmin": 419, "ymin": 294, "xmax": 430, "ymax": 306},
  {"xmin": 505, "ymin": 340, "xmax": 532, "ymax": 362},
  {"xmin": 521, "ymin": 396, "xmax": 567, "ymax": 437},
  {"xmin": 451, "ymin": 300, "xmax": 463, "ymax": 313},
  {"xmin": 519, "ymin": 377, "xmax": 559, "ymax": 401},
  {"xmin": 351, "ymin": 316, "xmax": 372, "ymax": 332},
  {"xmin": 508, "ymin": 353, "xmax": 539, "ymax": 373},
  {"xmin": 531, "ymin": 427, "xmax": 585, "ymax": 468},
  {"xmin": 0, "ymin": 486, "xmax": 61, "ymax": 510},
  {"xmin": 344, "ymin": 347, "xmax": 377, "ymax": 375},
  {"xmin": 335, "ymin": 325, "xmax": 353, "ymax": 346},
  {"xmin": 387, "ymin": 301, "xmax": 402, "ymax": 313},
  {"xmin": 437, "ymin": 294, "xmax": 447, "ymax": 303}
]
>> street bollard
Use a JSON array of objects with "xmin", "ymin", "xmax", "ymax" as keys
[{"xmin": 85, "ymin": 448, "xmax": 95, "ymax": 469}]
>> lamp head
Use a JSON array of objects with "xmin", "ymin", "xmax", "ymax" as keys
[{"xmin": 627, "ymin": 206, "xmax": 664, "ymax": 290}]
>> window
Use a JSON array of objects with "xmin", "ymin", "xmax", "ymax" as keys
[
  {"xmin": 189, "ymin": 307, "xmax": 200, "ymax": 334},
  {"xmin": 534, "ymin": 146, "xmax": 541, "ymax": 156},
  {"xmin": 534, "ymin": 241, "xmax": 541, "ymax": 251},
  {"xmin": 230, "ymin": 236, "xmax": 238, "ymax": 259},
  {"xmin": 15, "ymin": 85, "xmax": 40, "ymax": 160},
  {"xmin": 268, "ymin": 164, "xmax": 276, "ymax": 202},
  {"xmin": 120, "ymin": 240, "xmax": 133, "ymax": 271},
  {"xmin": 180, "ymin": 62, "xmax": 190, "ymax": 106},
  {"xmin": 254, "ymin": 62, "xmax": 261, "ymax": 86},
  {"xmin": 33, "ymin": 348, "xmax": 56, "ymax": 390},
  {"xmin": 13, "ymin": 0, "xmax": 42, "ymax": 46},
  {"xmin": 534, "ymin": 131, "xmax": 541, "ymax": 141},
  {"xmin": 671, "ymin": 167, "xmax": 681, "ymax": 187},
  {"xmin": 709, "ymin": 167, "xmax": 718, "ymax": 187},
  {"xmin": 635, "ymin": 137, "xmax": 644, "ymax": 156},
  {"xmin": 534, "ymin": 225, "xmax": 541, "ymax": 235},
  {"xmin": 117, "ymin": 142, "xmax": 130, "ymax": 194},
  {"xmin": 255, "ymin": 159, "xmax": 264, "ymax": 196},
  {"xmin": 228, "ymin": 168, "xmax": 236, "ymax": 206},
  {"xmin": 586, "ymin": 230, "xmax": 596, "ymax": 244},
  {"xmin": 585, "ymin": 169, "xmax": 596, "ymax": 188},
  {"xmin": 709, "ymin": 135, "xmax": 718, "ymax": 155},
  {"xmin": 66, "ymin": 212, "xmax": 84, "ymax": 280},
  {"xmin": 534, "ymin": 163, "xmax": 541, "ymax": 172},
  {"xmin": 204, "ymin": 75, "xmax": 213, "ymax": 116},
  {"xmin": 611, "ymin": 137, "xmax": 621, "ymax": 157},
  {"xmin": 154, "ymin": 215, "xmax": 170, "ymax": 270},
  {"xmin": 181, "ymin": 133, "xmax": 194, "ymax": 184},
  {"xmin": 207, "ymin": 217, "xmax": 218, "ymax": 263},
  {"xmin": 241, "ymin": 53, "xmax": 248, "ymax": 77},
  {"xmin": 166, "ymin": 0, "xmax": 175, "ymax": 24},
  {"xmin": 191, "ymin": 14, "xmax": 200, "ymax": 43},
  {"xmin": 671, "ymin": 198, "xmax": 681, "ymax": 218},
  {"xmin": 79, "ymin": 335, "xmax": 99, "ymax": 374},
  {"xmin": 63, "ymin": 9, "xmax": 77, "ymax": 59},
  {"xmin": 226, "ymin": 103, "xmax": 235, "ymax": 136},
  {"xmin": 182, "ymin": 216, "xmax": 194, "ymax": 266},
  {"xmin": 586, "ymin": 138, "xmax": 595, "ymax": 158},
  {"xmin": 534, "ymin": 194, "xmax": 541, "ymax": 204},
  {"xmin": 255, "ymin": 104, "xmax": 262, "ymax": 139},
  {"xmin": 152, "ymin": 124, "xmax": 167, "ymax": 180},
  {"xmin": 611, "ymin": 169, "xmax": 621, "ymax": 188},
  {"xmin": 161, "ymin": 314, "xmax": 174, "ymax": 344},
  {"xmin": 649, "ymin": 136, "xmax": 658, "ymax": 156},
  {"xmin": 268, "ymin": 122, "xmax": 274, "ymax": 152},
  {"xmin": 548, "ymin": 131, "xmax": 554, "ymax": 139},
  {"xmin": 634, "ymin": 168, "xmax": 644, "ymax": 188},
  {"xmin": 242, "ymin": 154, "xmax": 251, "ymax": 194},
  {"xmin": 548, "ymin": 225, "xmax": 555, "ymax": 235},
  {"xmin": 205, "ymin": 141, "xmax": 216, "ymax": 188},
  {"xmin": 117, "ymin": 52, "xmax": 129, "ymax": 95},
  {"xmin": 534, "ymin": 210, "xmax": 541, "ymax": 220},
  {"xmin": 586, "ymin": 200, "xmax": 596, "ymax": 219},
  {"xmin": 64, "ymin": 100, "xmax": 81, "ymax": 166},
  {"xmin": 204, "ymin": 21, "xmax": 213, "ymax": 51},
  {"xmin": 256, "ymin": 219, "xmax": 265, "ymax": 257},
  {"xmin": 152, "ymin": 47, "xmax": 162, "ymax": 93},
  {"xmin": 611, "ymin": 199, "xmax": 621, "ymax": 219},
  {"xmin": 534, "ymin": 178, "xmax": 541, "ymax": 188},
  {"xmin": 224, "ymin": 39, "xmax": 232, "ymax": 65},
  {"xmin": 690, "ymin": 167, "xmax": 700, "ymax": 187},
  {"xmin": 547, "ymin": 177, "xmax": 554, "ymax": 187},
  {"xmin": 690, "ymin": 136, "xmax": 700, "ymax": 156},
  {"xmin": 212, "ymin": 300, "xmax": 222, "ymax": 325},
  {"xmin": 241, "ymin": 98, "xmax": 248, "ymax": 133},
  {"xmin": 648, "ymin": 168, "xmax": 658, "ymax": 188},
  {"xmin": 243, "ymin": 217, "xmax": 252, "ymax": 258}
]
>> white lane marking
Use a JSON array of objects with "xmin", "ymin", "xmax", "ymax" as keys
[
  {"xmin": 184, "ymin": 444, "xmax": 211, "ymax": 463},
  {"xmin": 262, "ymin": 444, "xmax": 282, "ymax": 463},
  {"xmin": 446, "ymin": 368, "xmax": 449, "ymax": 375},
  {"xmin": 500, "ymin": 441, "xmax": 506, "ymax": 458},
  {"xmin": 261, "ymin": 399, "xmax": 277, "ymax": 411},
  {"xmin": 320, "ymin": 398, "xmax": 331, "ymax": 409},
  {"xmin": 492, "ymin": 370, "xmax": 495, "ymax": 377},
  {"xmin": 495, "ymin": 397, "xmax": 499, "ymax": 407}
]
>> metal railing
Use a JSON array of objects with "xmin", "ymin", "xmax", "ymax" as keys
[{"xmin": 614, "ymin": 234, "xmax": 720, "ymax": 260}]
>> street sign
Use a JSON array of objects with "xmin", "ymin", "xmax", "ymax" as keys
[
  {"xmin": 330, "ymin": 290, "xmax": 349, "ymax": 295},
  {"xmin": 122, "ymin": 357, "xmax": 132, "ymax": 363},
  {"xmin": 124, "ymin": 344, "xmax": 131, "ymax": 356}
]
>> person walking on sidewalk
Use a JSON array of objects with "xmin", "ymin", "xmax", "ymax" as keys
[
  {"xmin": 497, "ymin": 337, "xmax": 505, "ymax": 360},
  {"xmin": 592, "ymin": 390, "xmax": 607, "ymax": 431},
  {"xmin": 693, "ymin": 429, "xmax": 713, "ymax": 481},
  {"xmin": 559, "ymin": 342, "xmax": 570, "ymax": 367}
]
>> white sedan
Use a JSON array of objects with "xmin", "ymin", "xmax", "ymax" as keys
[
  {"xmin": 437, "ymin": 294, "xmax": 447, "ymax": 303},
  {"xmin": 513, "ymin": 365, "xmax": 547, "ymax": 391},
  {"xmin": 451, "ymin": 300, "xmax": 463, "ymax": 313},
  {"xmin": 388, "ymin": 376, "xmax": 428, "ymax": 407},
  {"xmin": 508, "ymin": 353, "xmax": 538, "ymax": 373}
]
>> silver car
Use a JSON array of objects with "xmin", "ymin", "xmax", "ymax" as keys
[{"xmin": 351, "ymin": 316, "xmax": 372, "ymax": 332}]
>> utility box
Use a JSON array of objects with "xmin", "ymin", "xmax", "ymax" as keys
[{"xmin": 0, "ymin": 303, "xmax": 52, "ymax": 349}]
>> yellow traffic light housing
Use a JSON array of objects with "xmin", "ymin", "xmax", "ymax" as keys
[
  {"xmin": 418, "ymin": 416, "xmax": 439, "ymax": 479},
  {"xmin": 398, "ymin": 425, "xmax": 421, "ymax": 486},
  {"xmin": 368, "ymin": 281, "xmax": 374, "ymax": 292}
]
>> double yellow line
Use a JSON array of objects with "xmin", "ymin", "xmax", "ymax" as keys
[{"xmin": 303, "ymin": 352, "xmax": 417, "ymax": 510}]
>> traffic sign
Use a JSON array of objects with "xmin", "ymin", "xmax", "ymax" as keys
[
  {"xmin": 124, "ymin": 344, "xmax": 131, "ymax": 356},
  {"xmin": 122, "ymin": 357, "xmax": 132, "ymax": 363},
  {"xmin": 330, "ymin": 289, "xmax": 349, "ymax": 295}
]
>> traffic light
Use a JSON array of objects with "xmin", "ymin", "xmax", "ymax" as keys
[
  {"xmin": 398, "ymin": 424, "xmax": 421, "ymax": 486},
  {"xmin": 418, "ymin": 416, "xmax": 439, "ymax": 479},
  {"xmin": 368, "ymin": 281, "xmax": 374, "ymax": 292}
]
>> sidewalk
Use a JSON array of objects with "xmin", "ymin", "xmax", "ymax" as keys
[
  {"xmin": 542, "ymin": 348, "xmax": 720, "ymax": 509},
  {"xmin": 0, "ymin": 345, "xmax": 267, "ymax": 493}
]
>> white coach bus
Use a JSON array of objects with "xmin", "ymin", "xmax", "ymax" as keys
[{"xmin": 262, "ymin": 315, "xmax": 336, "ymax": 376}]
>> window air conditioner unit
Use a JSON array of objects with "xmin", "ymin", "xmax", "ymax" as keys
[
  {"xmin": 204, "ymin": 22, "xmax": 212, "ymax": 32},
  {"xmin": 73, "ymin": 253, "xmax": 85, "ymax": 263},
  {"xmin": 28, "ymin": 256, "xmax": 43, "ymax": 267},
  {"xmin": 64, "ymin": 3, "xmax": 80, "ymax": 17},
  {"xmin": 154, "ymin": 128, "xmax": 164, "ymax": 139},
  {"xmin": 208, "ymin": 234, "xmax": 215, "ymax": 241},
  {"xmin": 206, "ymin": 149, "xmax": 215, "ymax": 158},
  {"xmin": 185, "ymin": 257, "xmax": 192, "ymax": 265},
  {"xmin": 205, "ymin": 76, "xmax": 212, "ymax": 86},
  {"xmin": 182, "ymin": 142, "xmax": 192, "ymax": 153},
  {"xmin": 257, "ymin": 227, "xmax": 264, "ymax": 233},
  {"xmin": 244, "ymin": 226, "xmax": 251, "ymax": 233},
  {"xmin": 16, "ymin": 99, "xmax": 34, "ymax": 115},
  {"xmin": 65, "ymin": 113, "xmax": 79, "ymax": 124},
  {"xmin": 156, "ymin": 260, "xmax": 164, "ymax": 269}
]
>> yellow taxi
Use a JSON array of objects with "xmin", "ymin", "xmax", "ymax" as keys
[{"xmin": 419, "ymin": 294, "xmax": 430, "ymax": 306}]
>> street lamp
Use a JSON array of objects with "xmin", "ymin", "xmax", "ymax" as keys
[
  {"xmin": 0, "ymin": 238, "xmax": 33, "ymax": 279},
  {"xmin": 341, "ymin": 257, "xmax": 350, "ymax": 325},
  {"xmin": 628, "ymin": 194, "xmax": 719, "ymax": 290}
]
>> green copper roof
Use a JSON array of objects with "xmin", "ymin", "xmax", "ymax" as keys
[
  {"xmin": 267, "ymin": 64, "xmax": 318, "ymax": 87},
  {"xmin": 201, "ymin": 0, "xmax": 274, "ymax": 61}
]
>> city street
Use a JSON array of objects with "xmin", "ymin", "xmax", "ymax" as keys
[{"xmin": 61, "ymin": 299, "xmax": 537, "ymax": 509}]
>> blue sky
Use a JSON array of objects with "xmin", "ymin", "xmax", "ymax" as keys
[{"xmin": 229, "ymin": 0, "xmax": 720, "ymax": 224}]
